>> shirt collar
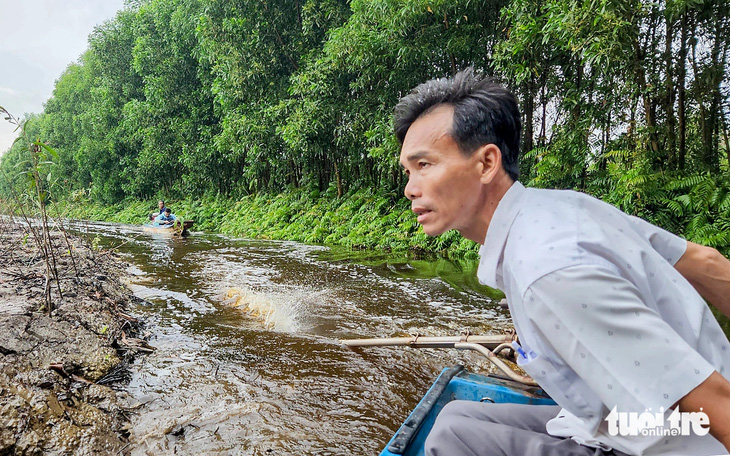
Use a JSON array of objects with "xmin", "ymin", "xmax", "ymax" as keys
[{"xmin": 477, "ymin": 181, "xmax": 527, "ymax": 289}]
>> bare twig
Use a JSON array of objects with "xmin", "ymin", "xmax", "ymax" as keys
[{"xmin": 1, "ymin": 107, "xmax": 65, "ymax": 313}]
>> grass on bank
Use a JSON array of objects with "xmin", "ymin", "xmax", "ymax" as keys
[{"xmin": 57, "ymin": 186, "xmax": 482, "ymax": 258}]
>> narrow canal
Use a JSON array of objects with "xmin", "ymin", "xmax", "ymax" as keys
[{"xmin": 74, "ymin": 221, "xmax": 511, "ymax": 455}]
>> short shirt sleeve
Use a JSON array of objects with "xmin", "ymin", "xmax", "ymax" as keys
[
  {"xmin": 524, "ymin": 265, "xmax": 714, "ymax": 413},
  {"xmin": 627, "ymin": 215, "xmax": 687, "ymax": 265}
]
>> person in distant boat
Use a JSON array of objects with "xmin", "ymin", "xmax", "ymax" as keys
[
  {"xmin": 155, "ymin": 207, "xmax": 176, "ymax": 225},
  {"xmin": 150, "ymin": 200, "xmax": 167, "ymax": 221},
  {"xmin": 394, "ymin": 68, "xmax": 730, "ymax": 456}
]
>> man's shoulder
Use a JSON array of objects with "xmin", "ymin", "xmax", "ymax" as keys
[
  {"xmin": 512, "ymin": 189, "xmax": 582, "ymax": 231},
  {"xmin": 523, "ymin": 186, "xmax": 607, "ymax": 207},
  {"xmin": 503, "ymin": 189, "xmax": 620, "ymax": 286},
  {"xmin": 518, "ymin": 187, "xmax": 628, "ymax": 228}
]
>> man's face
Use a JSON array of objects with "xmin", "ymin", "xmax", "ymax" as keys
[
  {"xmin": 158, "ymin": 201, "xmax": 164, "ymax": 210},
  {"xmin": 399, "ymin": 105, "xmax": 486, "ymax": 238}
]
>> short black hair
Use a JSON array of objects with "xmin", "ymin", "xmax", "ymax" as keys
[
  {"xmin": 394, "ymin": 67, "xmax": 521, "ymax": 181},
  {"xmin": 164, "ymin": 207, "xmax": 171, "ymax": 213}
]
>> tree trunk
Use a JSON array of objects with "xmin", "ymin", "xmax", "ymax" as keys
[
  {"xmin": 689, "ymin": 31, "xmax": 710, "ymax": 169},
  {"xmin": 722, "ymin": 109, "xmax": 730, "ymax": 167},
  {"xmin": 632, "ymin": 37, "xmax": 660, "ymax": 157},
  {"xmin": 600, "ymin": 110, "xmax": 610, "ymax": 171},
  {"xmin": 664, "ymin": 15, "xmax": 676, "ymax": 168},
  {"xmin": 706, "ymin": 26, "xmax": 720, "ymax": 171},
  {"xmin": 629, "ymin": 98, "xmax": 637, "ymax": 154},
  {"xmin": 677, "ymin": 12, "xmax": 688, "ymax": 170},
  {"xmin": 706, "ymin": 9, "xmax": 727, "ymax": 172},
  {"xmin": 443, "ymin": 12, "xmax": 457, "ymax": 75},
  {"xmin": 334, "ymin": 160, "xmax": 343, "ymax": 198},
  {"xmin": 523, "ymin": 76, "xmax": 535, "ymax": 157}
]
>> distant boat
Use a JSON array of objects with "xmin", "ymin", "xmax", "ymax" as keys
[
  {"xmin": 142, "ymin": 220, "xmax": 194, "ymax": 235},
  {"xmin": 379, "ymin": 365, "xmax": 555, "ymax": 456}
]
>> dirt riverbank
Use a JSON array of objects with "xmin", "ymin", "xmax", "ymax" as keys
[{"xmin": 0, "ymin": 221, "xmax": 148, "ymax": 455}]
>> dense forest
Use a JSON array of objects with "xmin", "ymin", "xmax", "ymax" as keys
[{"xmin": 1, "ymin": 0, "xmax": 729, "ymax": 254}]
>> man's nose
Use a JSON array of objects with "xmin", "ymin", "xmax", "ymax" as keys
[{"xmin": 404, "ymin": 177, "xmax": 420, "ymax": 201}]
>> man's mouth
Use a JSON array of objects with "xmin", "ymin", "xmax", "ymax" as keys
[{"xmin": 412, "ymin": 207, "xmax": 432, "ymax": 224}]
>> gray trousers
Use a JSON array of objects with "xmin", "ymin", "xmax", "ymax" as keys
[{"xmin": 425, "ymin": 401, "xmax": 628, "ymax": 456}]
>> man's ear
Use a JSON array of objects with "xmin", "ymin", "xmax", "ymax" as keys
[{"xmin": 476, "ymin": 144, "xmax": 503, "ymax": 184}]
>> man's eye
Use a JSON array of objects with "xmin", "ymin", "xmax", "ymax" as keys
[{"xmin": 418, "ymin": 162, "xmax": 430, "ymax": 169}]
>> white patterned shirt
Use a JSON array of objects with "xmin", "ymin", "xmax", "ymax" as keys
[{"xmin": 477, "ymin": 181, "xmax": 730, "ymax": 455}]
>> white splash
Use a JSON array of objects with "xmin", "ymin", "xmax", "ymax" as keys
[{"xmin": 222, "ymin": 287, "xmax": 299, "ymax": 332}]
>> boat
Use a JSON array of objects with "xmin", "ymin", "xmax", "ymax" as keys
[
  {"xmin": 142, "ymin": 219, "xmax": 194, "ymax": 235},
  {"xmin": 379, "ymin": 365, "xmax": 556, "ymax": 456},
  {"xmin": 340, "ymin": 334, "xmax": 555, "ymax": 456}
]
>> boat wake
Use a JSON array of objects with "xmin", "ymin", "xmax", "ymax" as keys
[{"xmin": 221, "ymin": 287, "xmax": 300, "ymax": 332}]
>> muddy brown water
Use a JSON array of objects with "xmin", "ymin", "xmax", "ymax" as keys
[{"xmin": 70, "ymin": 221, "xmax": 510, "ymax": 455}]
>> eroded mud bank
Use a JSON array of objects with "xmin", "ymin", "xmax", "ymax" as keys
[{"xmin": 0, "ymin": 222, "xmax": 148, "ymax": 455}]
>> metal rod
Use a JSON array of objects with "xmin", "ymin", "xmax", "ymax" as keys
[
  {"xmin": 341, "ymin": 334, "xmax": 538, "ymax": 386},
  {"xmin": 491, "ymin": 342, "xmax": 513, "ymax": 356},
  {"xmin": 453, "ymin": 342, "xmax": 538, "ymax": 386},
  {"xmin": 340, "ymin": 334, "xmax": 516, "ymax": 349}
]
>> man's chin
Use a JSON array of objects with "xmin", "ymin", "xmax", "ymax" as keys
[{"xmin": 421, "ymin": 225, "xmax": 447, "ymax": 237}]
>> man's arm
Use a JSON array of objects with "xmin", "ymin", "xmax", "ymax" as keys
[
  {"xmin": 675, "ymin": 241, "xmax": 730, "ymax": 318},
  {"xmin": 672, "ymin": 241, "xmax": 730, "ymax": 450},
  {"xmin": 678, "ymin": 371, "xmax": 730, "ymax": 451}
]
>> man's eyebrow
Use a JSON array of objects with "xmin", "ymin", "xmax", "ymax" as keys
[{"xmin": 401, "ymin": 150, "xmax": 431, "ymax": 163}]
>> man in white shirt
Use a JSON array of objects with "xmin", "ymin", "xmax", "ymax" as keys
[{"xmin": 394, "ymin": 67, "xmax": 730, "ymax": 455}]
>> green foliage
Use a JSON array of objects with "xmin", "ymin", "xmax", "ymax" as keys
[
  {"xmin": 587, "ymin": 154, "xmax": 730, "ymax": 257},
  {"xmin": 662, "ymin": 175, "xmax": 730, "ymax": 255},
  {"xmin": 1, "ymin": 0, "xmax": 728, "ymax": 265}
]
